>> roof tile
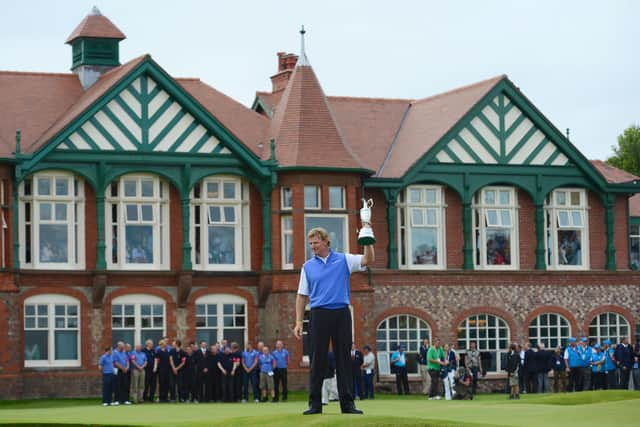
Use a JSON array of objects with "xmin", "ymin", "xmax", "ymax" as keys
[
  {"xmin": 66, "ymin": 11, "xmax": 126, "ymax": 43},
  {"xmin": 590, "ymin": 160, "xmax": 640, "ymax": 184}
]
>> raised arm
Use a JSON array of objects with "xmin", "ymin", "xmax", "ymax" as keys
[{"xmin": 361, "ymin": 244, "xmax": 375, "ymax": 267}]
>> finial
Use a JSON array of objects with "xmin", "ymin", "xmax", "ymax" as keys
[
  {"xmin": 297, "ymin": 25, "xmax": 310, "ymax": 67},
  {"xmin": 269, "ymin": 138, "xmax": 276, "ymax": 161},
  {"xmin": 90, "ymin": 5, "xmax": 101, "ymax": 16},
  {"xmin": 566, "ymin": 128, "xmax": 570, "ymax": 140},
  {"xmin": 15, "ymin": 129, "xmax": 21, "ymax": 155}
]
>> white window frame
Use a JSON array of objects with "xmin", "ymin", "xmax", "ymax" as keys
[
  {"xmin": 375, "ymin": 314, "xmax": 432, "ymax": 377},
  {"xmin": 111, "ymin": 294, "xmax": 166, "ymax": 346},
  {"xmin": 302, "ymin": 304, "xmax": 354, "ymax": 364},
  {"xmin": 303, "ymin": 185, "xmax": 321, "ymax": 210},
  {"xmin": 195, "ymin": 294, "xmax": 248, "ymax": 347},
  {"xmin": 106, "ymin": 174, "xmax": 170, "ymax": 270},
  {"xmin": 457, "ymin": 314, "xmax": 510, "ymax": 374},
  {"xmin": 281, "ymin": 186, "xmax": 292, "ymax": 210},
  {"xmin": 190, "ymin": 176, "xmax": 249, "ymax": 271},
  {"xmin": 528, "ymin": 313, "xmax": 571, "ymax": 349},
  {"xmin": 473, "ymin": 186, "xmax": 519, "ymax": 270},
  {"xmin": 630, "ymin": 223, "xmax": 640, "ymax": 270},
  {"xmin": 588, "ymin": 312, "xmax": 630, "ymax": 344},
  {"xmin": 281, "ymin": 215, "xmax": 293, "ymax": 269},
  {"xmin": 328, "ymin": 186, "xmax": 346, "ymax": 210},
  {"xmin": 24, "ymin": 294, "xmax": 81, "ymax": 368},
  {"xmin": 544, "ymin": 188, "xmax": 589, "ymax": 270},
  {"xmin": 397, "ymin": 185, "xmax": 446, "ymax": 269},
  {"xmin": 19, "ymin": 171, "xmax": 85, "ymax": 270},
  {"xmin": 304, "ymin": 213, "xmax": 349, "ymax": 259}
]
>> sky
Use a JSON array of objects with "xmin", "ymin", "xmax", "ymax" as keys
[{"xmin": 1, "ymin": 0, "xmax": 638, "ymax": 161}]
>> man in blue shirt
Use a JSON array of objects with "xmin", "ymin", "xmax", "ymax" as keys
[
  {"xmin": 258, "ymin": 345, "xmax": 276, "ymax": 403},
  {"xmin": 294, "ymin": 226, "xmax": 374, "ymax": 415},
  {"xmin": 99, "ymin": 346, "xmax": 115, "ymax": 406},
  {"xmin": 602, "ymin": 340, "xmax": 617, "ymax": 389},
  {"xmin": 241, "ymin": 342, "xmax": 259, "ymax": 403},
  {"xmin": 272, "ymin": 340, "xmax": 289, "ymax": 402},
  {"xmin": 130, "ymin": 344, "xmax": 147, "ymax": 403},
  {"xmin": 112, "ymin": 341, "xmax": 131, "ymax": 405},
  {"xmin": 563, "ymin": 337, "xmax": 582, "ymax": 392},
  {"xmin": 577, "ymin": 337, "xmax": 592, "ymax": 391},
  {"xmin": 391, "ymin": 344, "xmax": 410, "ymax": 395}
]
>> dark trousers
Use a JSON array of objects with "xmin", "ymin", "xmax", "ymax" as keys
[
  {"xmin": 353, "ymin": 371, "xmax": 363, "ymax": 398},
  {"xmin": 196, "ymin": 371, "xmax": 208, "ymax": 401},
  {"xmin": 395, "ymin": 366, "xmax": 410, "ymax": 395},
  {"xmin": 470, "ymin": 367, "xmax": 480, "ymax": 395},
  {"xmin": 221, "ymin": 374, "xmax": 233, "ymax": 402},
  {"xmin": 115, "ymin": 371, "xmax": 130, "ymax": 403},
  {"xmin": 169, "ymin": 373, "xmax": 178, "ymax": 401},
  {"xmin": 102, "ymin": 374, "xmax": 115, "ymax": 404},
  {"xmin": 243, "ymin": 369, "xmax": 259, "ymax": 401},
  {"xmin": 143, "ymin": 369, "xmax": 156, "ymax": 402},
  {"xmin": 568, "ymin": 368, "xmax": 582, "ymax": 392},
  {"xmin": 179, "ymin": 371, "xmax": 194, "ymax": 402},
  {"xmin": 605, "ymin": 370, "xmax": 617, "ymax": 390},
  {"xmin": 274, "ymin": 368, "xmax": 288, "ymax": 401},
  {"xmin": 525, "ymin": 371, "xmax": 537, "ymax": 393},
  {"xmin": 592, "ymin": 371, "xmax": 605, "ymax": 390},
  {"xmin": 158, "ymin": 370, "xmax": 170, "ymax": 402},
  {"xmin": 308, "ymin": 307, "xmax": 354, "ymax": 409},
  {"xmin": 207, "ymin": 372, "xmax": 221, "ymax": 402},
  {"xmin": 579, "ymin": 367, "xmax": 591, "ymax": 391},
  {"xmin": 618, "ymin": 367, "xmax": 631, "ymax": 389},
  {"xmin": 363, "ymin": 372, "xmax": 374, "ymax": 399},
  {"xmin": 233, "ymin": 372, "xmax": 242, "ymax": 401},
  {"xmin": 428, "ymin": 369, "xmax": 440, "ymax": 398}
]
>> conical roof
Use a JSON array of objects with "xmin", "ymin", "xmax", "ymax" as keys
[{"xmin": 66, "ymin": 6, "xmax": 126, "ymax": 44}]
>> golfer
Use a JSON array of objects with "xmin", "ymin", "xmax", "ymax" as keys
[{"xmin": 294, "ymin": 226, "xmax": 374, "ymax": 415}]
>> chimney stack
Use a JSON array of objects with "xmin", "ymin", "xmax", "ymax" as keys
[{"xmin": 270, "ymin": 52, "xmax": 298, "ymax": 92}]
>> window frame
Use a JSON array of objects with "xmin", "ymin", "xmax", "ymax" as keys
[
  {"xmin": 472, "ymin": 186, "xmax": 519, "ymax": 270},
  {"xmin": 105, "ymin": 174, "xmax": 170, "ymax": 270},
  {"xmin": 588, "ymin": 312, "xmax": 630, "ymax": 344},
  {"xmin": 280, "ymin": 186, "xmax": 292, "ymax": 210},
  {"xmin": 544, "ymin": 188, "xmax": 589, "ymax": 270},
  {"xmin": 528, "ymin": 312, "xmax": 572, "ymax": 349},
  {"xmin": 281, "ymin": 215, "xmax": 293, "ymax": 269},
  {"xmin": 190, "ymin": 176, "xmax": 250, "ymax": 271},
  {"xmin": 303, "ymin": 213, "xmax": 349, "ymax": 259},
  {"xmin": 457, "ymin": 313, "xmax": 510, "ymax": 373},
  {"xmin": 24, "ymin": 294, "xmax": 81, "ymax": 368},
  {"xmin": 303, "ymin": 185, "xmax": 321, "ymax": 210},
  {"xmin": 18, "ymin": 172, "xmax": 86, "ymax": 270},
  {"xmin": 375, "ymin": 314, "xmax": 432, "ymax": 377},
  {"xmin": 629, "ymin": 222, "xmax": 640, "ymax": 270},
  {"xmin": 111, "ymin": 294, "xmax": 166, "ymax": 347},
  {"xmin": 397, "ymin": 185, "xmax": 446, "ymax": 270},
  {"xmin": 195, "ymin": 294, "xmax": 248, "ymax": 348},
  {"xmin": 328, "ymin": 186, "xmax": 346, "ymax": 210}
]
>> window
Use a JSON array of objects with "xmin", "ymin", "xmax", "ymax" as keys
[
  {"xmin": 281, "ymin": 215, "xmax": 293, "ymax": 269},
  {"xmin": 457, "ymin": 314, "xmax": 509, "ymax": 373},
  {"xmin": 304, "ymin": 214, "xmax": 348, "ymax": 259},
  {"xmin": 191, "ymin": 176, "xmax": 249, "ymax": 270},
  {"xmin": 528, "ymin": 313, "xmax": 571, "ymax": 348},
  {"xmin": 1, "ymin": 180, "xmax": 7, "ymax": 268},
  {"xmin": 630, "ymin": 224, "xmax": 640, "ymax": 270},
  {"xmin": 281, "ymin": 187, "xmax": 292, "ymax": 210},
  {"xmin": 328, "ymin": 186, "xmax": 345, "ymax": 210},
  {"xmin": 588, "ymin": 312, "xmax": 630, "ymax": 344},
  {"xmin": 397, "ymin": 186, "xmax": 446, "ymax": 268},
  {"xmin": 304, "ymin": 185, "xmax": 320, "ymax": 209},
  {"xmin": 376, "ymin": 314, "xmax": 432, "ymax": 375},
  {"xmin": 111, "ymin": 294, "xmax": 165, "ymax": 347},
  {"xmin": 545, "ymin": 188, "xmax": 588, "ymax": 269},
  {"xmin": 106, "ymin": 175, "xmax": 169, "ymax": 270},
  {"xmin": 19, "ymin": 172, "xmax": 85, "ymax": 269},
  {"xmin": 473, "ymin": 187, "xmax": 518, "ymax": 269},
  {"xmin": 302, "ymin": 304, "xmax": 354, "ymax": 363},
  {"xmin": 24, "ymin": 294, "xmax": 80, "ymax": 367},
  {"xmin": 195, "ymin": 294, "xmax": 247, "ymax": 349}
]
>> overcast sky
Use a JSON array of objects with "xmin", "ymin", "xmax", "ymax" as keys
[{"xmin": 2, "ymin": 0, "xmax": 638, "ymax": 160}]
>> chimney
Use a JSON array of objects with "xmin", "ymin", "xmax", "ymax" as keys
[{"xmin": 270, "ymin": 52, "xmax": 298, "ymax": 92}]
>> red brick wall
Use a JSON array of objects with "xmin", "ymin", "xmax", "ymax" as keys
[
  {"xmin": 614, "ymin": 195, "xmax": 629, "ymax": 270},
  {"xmin": 84, "ymin": 184, "xmax": 97, "ymax": 270},
  {"xmin": 589, "ymin": 191, "xmax": 606, "ymax": 269},
  {"xmin": 445, "ymin": 187, "xmax": 463, "ymax": 269},
  {"xmin": 518, "ymin": 191, "xmax": 536, "ymax": 269},
  {"xmin": 369, "ymin": 188, "xmax": 388, "ymax": 269},
  {"xmin": 249, "ymin": 184, "xmax": 263, "ymax": 271}
]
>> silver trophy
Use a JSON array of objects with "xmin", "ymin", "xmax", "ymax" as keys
[{"xmin": 358, "ymin": 198, "xmax": 375, "ymax": 245}]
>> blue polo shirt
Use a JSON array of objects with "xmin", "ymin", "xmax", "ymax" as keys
[
  {"xmin": 603, "ymin": 348, "xmax": 616, "ymax": 371},
  {"xmin": 564, "ymin": 346, "xmax": 582, "ymax": 368},
  {"xmin": 112, "ymin": 349, "xmax": 129, "ymax": 370},
  {"xmin": 272, "ymin": 349, "xmax": 289, "ymax": 369},
  {"xmin": 391, "ymin": 351, "xmax": 406, "ymax": 367},
  {"xmin": 242, "ymin": 349, "xmax": 258, "ymax": 370},
  {"xmin": 591, "ymin": 352, "xmax": 604, "ymax": 373},
  {"xmin": 100, "ymin": 353, "xmax": 115, "ymax": 374},
  {"xmin": 298, "ymin": 250, "xmax": 364, "ymax": 309},
  {"xmin": 132, "ymin": 350, "xmax": 147, "ymax": 367},
  {"xmin": 259, "ymin": 354, "xmax": 275, "ymax": 374},
  {"xmin": 578, "ymin": 345, "xmax": 592, "ymax": 368}
]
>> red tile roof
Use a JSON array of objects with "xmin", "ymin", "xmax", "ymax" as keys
[
  {"xmin": 267, "ymin": 64, "xmax": 367, "ymax": 169},
  {"xmin": 630, "ymin": 194, "xmax": 640, "ymax": 216},
  {"xmin": 66, "ymin": 10, "xmax": 126, "ymax": 43},
  {"xmin": 590, "ymin": 160, "xmax": 640, "ymax": 184}
]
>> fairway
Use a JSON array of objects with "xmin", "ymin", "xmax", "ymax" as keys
[{"xmin": 0, "ymin": 391, "xmax": 639, "ymax": 427}]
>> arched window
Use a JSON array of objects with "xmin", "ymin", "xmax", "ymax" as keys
[
  {"xmin": 376, "ymin": 314, "xmax": 432, "ymax": 375},
  {"xmin": 528, "ymin": 313, "xmax": 571, "ymax": 348},
  {"xmin": 19, "ymin": 172, "xmax": 85, "ymax": 269},
  {"xmin": 545, "ymin": 188, "xmax": 589, "ymax": 269},
  {"xmin": 473, "ymin": 187, "xmax": 519, "ymax": 269},
  {"xmin": 195, "ymin": 294, "xmax": 248, "ymax": 348},
  {"xmin": 190, "ymin": 176, "xmax": 250, "ymax": 270},
  {"xmin": 111, "ymin": 294, "xmax": 165, "ymax": 347},
  {"xmin": 457, "ymin": 314, "xmax": 509, "ymax": 372},
  {"xmin": 106, "ymin": 175, "xmax": 170, "ymax": 269},
  {"xmin": 24, "ymin": 294, "xmax": 80, "ymax": 367},
  {"xmin": 588, "ymin": 312, "xmax": 630, "ymax": 344}
]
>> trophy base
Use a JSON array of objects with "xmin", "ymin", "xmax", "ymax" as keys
[{"xmin": 358, "ymin": 236, "xmax": 376, "ymax": 246}]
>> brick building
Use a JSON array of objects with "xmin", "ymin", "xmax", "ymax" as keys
[{"xmin": 0, "ymin": 9, "xmax": 639, "ymax": 398}]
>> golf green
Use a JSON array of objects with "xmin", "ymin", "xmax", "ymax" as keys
[{"xmin": 0, "ymin": 391, "xmax": 638, "ymax": 427}]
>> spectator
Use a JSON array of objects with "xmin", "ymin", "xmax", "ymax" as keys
[
  {"xmin": 577, "ymin": 337, "xmax": 592, "ymax": 391},
  {"xmin": 564, "ymin": 337, "xmax": 582, "ymax": 392},
  {"xmin": 258, "ymin": 345, "xmax": 276, "ymax": 403},
  {"xmin": 322, "ymin": 351, "xmax": 338, "ymax": 405},
  {"xmin": 633, "ymin": 334, "xmax": 640, "ymax": 390},
  {"xmin": 351, "ymin": 343, "xmax": 364, "ymax": 399},
  {"xmin": 522, "ymin": 341, "xmax": 537, "ymax": 393},
  {"xmin": 418, "ymin": 339, "xmax": 431, "ymax": 395},
  {"xmin": 130, "ymin": 344, "xmax": 147, "ymax": 404},
  {"xmin": 551, "ymin": 346, "xmax": 567, "ymax": 393},
  {"xmin": 193, "ymin": 340, "xmax": 208, "ymax": 403},
  {"xmin": 427, "ymin": 338, "xmax": 447, "ymax": 400},
  {"xmin": 206, "ymin": 344, "xmax": 222, "ymax": 402},
  {"xmin": 241, "ymin": 341, "xmax": 260, "ymax": 403},
  {"xmin": 615, "ymin": 337, "xmax": 633, "ymax": 389},
  {"xmin": 602, "ymin": 340, "xmax": 617, "ymax": 390},
  {"xmin": 465, "ymin": 341, "xmax": 482, "ymax": 395},
  {"xmin": 169, "ymin": 340, "xmax": 186, "ymax": 403},
  {"xmin": 443, "ymin": 343, "xmax": 458, "ymax": 400},
  {"xmin": 590, "ymin": 344, "xmax": 605, "ymax": 390},
  {"xmin": 218, "ymin": 346, "xmax": 235, "ymax": 402},
  {"xmin": 230, "ymin": 342, "xmax": 242, "ymax": 402},
  {"xmin": 154, "ymin": 339, "xmax": 171, "ymax": 403},
  {"xmin": 112, "ymin": 341, "xmax": 131, "ymax": 405},
  {"xmin": 390, "ymin": 344, "xmax": 410, "ymax": 395},
  {"xmin": 272, "ymin": 340, "xmax": 289, "ymax": 402},
  {"xmin": 99, "ymin": 346, "xmax": 116, "ymax": 406},
  {"xmin": 534, "ymin": 342, "xmax": 553, "ymax": 393},
  {"xmin": 453, "ymin": 366, "xmax": 473, "ymax": 400},
  {"xmin": 506, "ymin": 343, "xmax": 520, "ymax": 400},
  {"xmin": 361, "ymin": 345, "xmax": 375, "ymax": 400},
  {"xmin": 124, "ymin": 343, "xmax": 133, "ymax": 401},
  {"xmin": 142, "ymin": 339, "xmax": 157, "ymax": 403}
]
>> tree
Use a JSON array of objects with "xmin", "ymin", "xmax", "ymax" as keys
[{"xmin": 606, "ymin": 125, "xmax": 640, "ymax": 177}]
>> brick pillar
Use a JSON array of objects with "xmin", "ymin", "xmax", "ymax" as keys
[
  {"xmin": 534, "ymin": 202, "xmax": 546, "ymax": 270},
  {"xmin": 605, "ymin": 193, "xmax": 616, "ymax": 271}
]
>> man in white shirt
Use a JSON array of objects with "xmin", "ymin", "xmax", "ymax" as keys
[{"xmin": 361, "ymin": 345, "xmax": 375, "ymax": 399}]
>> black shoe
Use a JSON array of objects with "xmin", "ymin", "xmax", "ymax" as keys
[
  {"xmin": 341, "ymin": 405, "xmax": 363, "ymax": 414},
  {"xmin": 303, "ymin": 407, "xmax": 322, "ymax": 415}
]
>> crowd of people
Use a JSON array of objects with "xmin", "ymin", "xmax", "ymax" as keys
[{"xmin": 98, "ymin": 337, "xmax": 289, "ymax": 406}]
